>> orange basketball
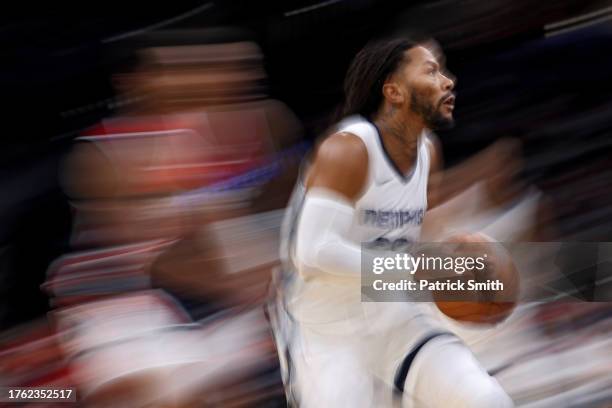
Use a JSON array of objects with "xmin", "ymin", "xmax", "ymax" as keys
[{"xmin": 434, "ymin": 232, "xmax": 519, "ymax": 325}]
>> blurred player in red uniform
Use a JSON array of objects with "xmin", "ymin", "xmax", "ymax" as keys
[{"xmin": 45, "ymin": 29, "xmax": 303, "ymax": 407}]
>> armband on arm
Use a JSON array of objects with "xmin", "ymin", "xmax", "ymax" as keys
[{"xmin": 295, "ymin": 188, "xmax": 362, "ymax": 276}]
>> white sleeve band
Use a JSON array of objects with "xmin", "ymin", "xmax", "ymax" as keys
[{"xmin": 295, "ymin": 188, "xmax": 362, "ymax": 277}]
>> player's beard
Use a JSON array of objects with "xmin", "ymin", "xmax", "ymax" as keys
[{"xmin": 410, "ymin": 91, "xmax": 455, "ymax": 130}]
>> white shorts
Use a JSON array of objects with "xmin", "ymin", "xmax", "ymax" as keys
[
  {"xmin": 271, "ymin": 299, "xmax": 513, "ymax": 407},
  {"xmin": 54, "ymin": 290, "xmax": 270, "ymax": 404}
]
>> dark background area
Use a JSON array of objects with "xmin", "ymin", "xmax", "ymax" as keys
[{"xmin": 1, "ymin": 0, "xmax": 611, "ymax": 329}]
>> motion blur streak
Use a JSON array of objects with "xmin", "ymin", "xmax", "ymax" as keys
[{"xmin": 0, "ymin": 1, "xmax": 611, "ymax": 407}]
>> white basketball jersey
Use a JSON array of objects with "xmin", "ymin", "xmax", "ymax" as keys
[
  {"xmin": 280, "ymin": 116, "xmax": 433, "ymax": 330},
  {"xmin": 341, "ymin": 117, "xmax": 431, "ymax": 249}
]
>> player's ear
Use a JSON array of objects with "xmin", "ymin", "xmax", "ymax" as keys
[{"xmin": 382, "ymin": 81, "xmax": 405, "ymax": 104}]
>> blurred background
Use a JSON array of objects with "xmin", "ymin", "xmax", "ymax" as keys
[{"xmin": 0, "ymin": 0, "xmax": 611, "ymax": 406}]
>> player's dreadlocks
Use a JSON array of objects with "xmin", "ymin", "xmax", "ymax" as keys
[{"xmin": 341, "ymin": 38, "xmax": 419, "ymax": 120}]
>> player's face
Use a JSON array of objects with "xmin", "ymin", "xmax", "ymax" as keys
[{"xmin": 400, "ymin": 46, "xmax": 455, "ymax": 130}]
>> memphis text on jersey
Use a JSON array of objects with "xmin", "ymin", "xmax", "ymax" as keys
[{"xmin": 362, "ymin": 208, "xmax": 425, "ymax": 228}]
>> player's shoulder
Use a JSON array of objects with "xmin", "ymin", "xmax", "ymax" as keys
[
  {"xmin": 316, "ymin": 131, "xmax": 368, "ymax": 172},
  {"xmin": 334, "ymin": 115, "xmax": 378, "ymax": 139},
  {"xmin": 423, "ymin": 131, "xmax": 439, "ymax": 151},
  {"xmin": 423, "ymin": 131, "xmax": 443, "ymax": 171},
  {"xmin": 305, "ymin": 131, "xmax": 369, "ymax": 201}
]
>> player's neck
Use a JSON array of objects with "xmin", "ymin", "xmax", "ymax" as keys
[{"xmin": 373, "ymin": 109, "xmax": 423, "ymax": 176}]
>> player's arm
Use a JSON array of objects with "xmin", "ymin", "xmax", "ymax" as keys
[
  {"xmin": 424, "ymin": 135, "xmax": 484, "ymax": 238},
  {"xmin": 423, "ymin": 136, "xmax": 523, "ymax": 239},
  {"xmin": 304, "ymin": 132, "xmax": 368, "ymax": 200},
  {"xmin": 426, "ymin": 136, "xmax": 522, "ymax": 209},
  {"xmin": 426, "ymin": 132, "xmax": 485, "ymax": 210},
  {"xmin": 294, "ymin": 132, "xmax": 368, "ymax": 276}
]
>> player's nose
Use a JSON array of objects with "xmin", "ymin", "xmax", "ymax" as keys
[{"xmin": 441, "ymin": 73, "xmax": 454, "ymax": 92}]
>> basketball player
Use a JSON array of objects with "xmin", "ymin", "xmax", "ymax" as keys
[
  {"xmin": 47, "ymin": 30, "xmax": 301, "ymax": 406},
  {"xmin": 272, "ymin": 38, "xmax": 514, "ymax": 407}
]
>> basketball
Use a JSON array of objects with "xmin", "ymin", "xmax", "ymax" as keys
[{"xmin": 434, "ymin": 232, "xmax": 519, "ymax": 325}]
